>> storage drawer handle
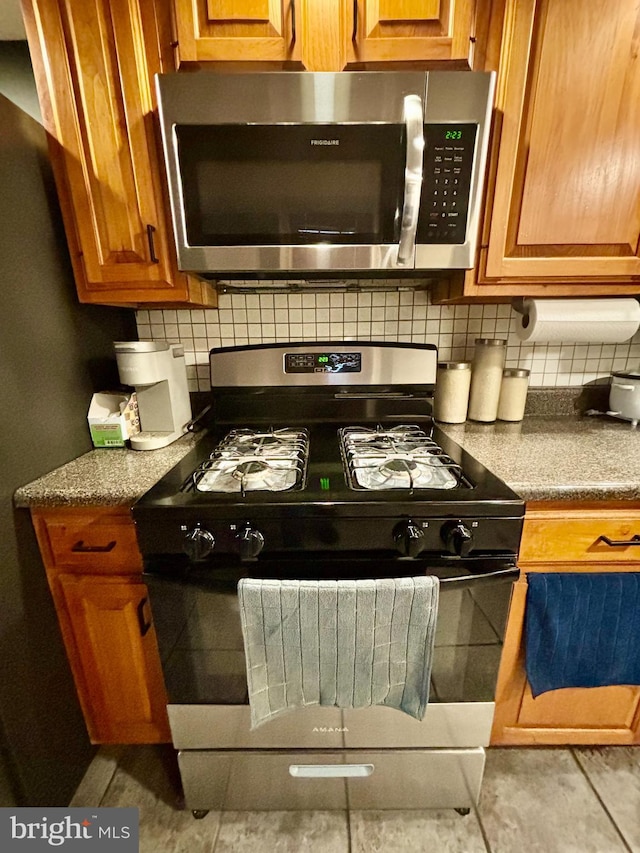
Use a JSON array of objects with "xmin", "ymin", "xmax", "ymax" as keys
[
  {"xmin": 289, "ymin": 764, "xmax": 374, "ymax": 778},
  {"xmin": 137, "ymin": 597, "xmax": 152, "ymax": 637},
  {"xmin": 71, "ymin": 540, "xmax": 116, "ymax": 553},
  {"xmin": 597, "ymin": 534, "xmax": 640, "ymax": 547}
]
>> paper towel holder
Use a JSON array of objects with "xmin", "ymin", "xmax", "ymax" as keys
[
  {"xmin": 511, "ymin": 296, "xmax": 640, "ymax": 344},
  {"xmin": 511, "ymin": 296, "xmax": 640, "ymax": 314}
]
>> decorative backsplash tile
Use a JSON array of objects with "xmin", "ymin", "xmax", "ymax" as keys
[{"xmin": 136, "ymin": 289, "xmax": 640, "ymax": 392}]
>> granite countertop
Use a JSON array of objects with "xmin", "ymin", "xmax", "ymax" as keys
[
  {"xmin": 439, "ymin": 413, "xmax": 640, "ymax": 502},
  {"xmin": 14, "ymin": 405, "xmax": 640, "ymax": 508},
  {"xmin": 14, "ymin": 432, "xmax": 203, "ymax": 508}
]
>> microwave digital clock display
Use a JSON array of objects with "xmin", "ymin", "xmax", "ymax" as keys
[{"xmin": 285, "ymin": 352, "xmax": 362, "ymax": 374}]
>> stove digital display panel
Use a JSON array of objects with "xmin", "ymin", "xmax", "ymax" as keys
[{"xmin": 284, "ymin": 351, "xmax": 362, "ymax": 374}]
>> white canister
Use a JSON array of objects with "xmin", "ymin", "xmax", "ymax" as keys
[
  {"xmin": 497, "ymin": 368, "xmax": 530, "ymax": 422},
  {"xmin": 609, "ymin": 371, "xmax": 640, "ymax": 424},
  {"xmin": 433, "ymin": 362, "xmax": 472, "ymax": 423},
  {"xmin": 467, "ymin": 339, "xmax": 507, "ymax": 423}
]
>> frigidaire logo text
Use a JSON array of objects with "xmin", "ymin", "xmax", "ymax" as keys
[
  {"xmin": 9, "ymin": 814, "xmax": 131, "ymax": 847},
  {"xmin": 310, "ymin": 139, "xmax": 340, "ymax": 146},
  {"xmin": 312, "ymin": 726, "xmax": 348, "ymax": 732}
]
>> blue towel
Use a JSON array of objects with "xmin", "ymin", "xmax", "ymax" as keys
[
  {"xmin": 238, "ymin": 576, "xmax": 440, "ymax": 728},
  {"xmin": 525, "ymin": 573, "xmax": 640, "ymax": 697}
]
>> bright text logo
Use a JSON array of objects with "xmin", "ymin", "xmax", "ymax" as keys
[{"xmin": 1, "ymin": 808, "xmax": 138, "ymax": 851}]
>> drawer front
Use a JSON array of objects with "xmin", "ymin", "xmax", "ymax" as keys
[
  {"xmin": 178, "ymin": 748, "xmax": 485, "ymax": 811},
  {"xmin": 520, "ymin": 515, "xmax": 640, "ymax": 565},
  {"xmin": 34, "ymin": 508, "xmax": 142, "ymax": 572}
]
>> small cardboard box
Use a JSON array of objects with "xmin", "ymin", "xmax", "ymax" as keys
[{"xmin": 88, "ymin": 392, "xmax": 140, "ymax": 448}]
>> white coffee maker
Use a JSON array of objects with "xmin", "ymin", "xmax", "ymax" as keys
[{"xmin": 114, "ymin": 341, "xmax": 192, "ymax": 450}]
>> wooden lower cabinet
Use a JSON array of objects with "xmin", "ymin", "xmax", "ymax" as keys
[
  {"xmin": 32, "ymin": 507, "xmax": 170, "ymax": 744},
  {"xmin": 491, "ymin": 505, "xmax": 640, "ymax": 745}
]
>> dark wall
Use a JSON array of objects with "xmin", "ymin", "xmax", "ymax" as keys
[
  {"xmin": 0, "ymin": 48, "xmax": 137, "ymax": 806},
  {"xmin": 0, "ymin": 40, "xmax": 41, "ymax": 122}
]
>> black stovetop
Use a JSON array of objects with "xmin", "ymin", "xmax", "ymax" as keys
[
  {"xmin": 132, "ymin": 415, "xmax": 524, "ymax": 563},
  {"xmin": 133, "ymin": 347, "xmax": 524, "ymax": 561},
  {"xmin": 134, "ymin": 420, "xmax": 522, "ymax": 516}
]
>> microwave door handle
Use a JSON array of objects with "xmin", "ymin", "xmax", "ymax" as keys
[{"xmin": 396, "ymin": 94, "xmax": 425, "ymax": 267}]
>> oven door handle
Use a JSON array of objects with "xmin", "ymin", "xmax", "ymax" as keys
[
  {"xmin": 439, "ymin": 566, "xmax": 519, "ymax": 587},
  {"xmin": 396, "ymin": 94, "xmax": 425, "ymax": 268}
]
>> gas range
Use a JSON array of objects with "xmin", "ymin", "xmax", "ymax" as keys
[
  {"xmin": 133, "ymin": 342, "xmax": 525, "ymax": 815},
  {"xmin": 133, "ymin": 343, "xmax": 523, "ymax": 565}
]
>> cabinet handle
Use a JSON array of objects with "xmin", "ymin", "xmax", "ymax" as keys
[
  {"xmin": 71, "ymin": 540, "xmax": 116, "ymax": 553},
  {"xmin": 137, "ymin": 597, "xmax": 152, "ymax": 637},
  {"xmin": 352, "ymin": 0, "xmax": 358, "ymax": 41},
  {"xmin": 290, "ymin": 0, "xmax": 296, "ymax": 45},
  {"xmin": 597, "ymin": 534, "xmax": 640, "ymax": 547},
  {"xmin": 146, "ymin": 224, "xmax": 159, "ymax": 264}
]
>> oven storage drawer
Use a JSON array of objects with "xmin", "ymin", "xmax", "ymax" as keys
[{"xmin": 178, "ymin": 748, "xmax": 486, "ymax": 811}]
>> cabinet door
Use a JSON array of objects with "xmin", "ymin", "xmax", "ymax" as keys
[
  {"xmin": 483, "ymin": 0, "xmax": 640, "ymax": 281},
  {"xmin": 173, "ymin": 0, "xmax": 298, "ymax": 63},
  {"xmin": 349, "ymin": 0, "xmax": 476, "ymax": 65},
  {"xmin": 58, "ymin": 574, "xmax": 170, "ymax": 743},
  {"xmin": 23, "ymin": 0, "xmax": 214, "ymax": 306},
  {"xmin": 492, "ymin": 576, "xmax": 640, "ymax": 745}
]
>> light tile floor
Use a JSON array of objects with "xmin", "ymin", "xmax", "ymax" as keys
[{"xmin": 71, "ymin": 745, "xmax": 640, "ymax": 852}]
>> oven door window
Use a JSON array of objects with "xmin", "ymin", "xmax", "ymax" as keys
[
  {"xmin": 175, "ymin": 124, "xmax": 405, "ymax": 246},
  {"xmin": 147, "ymin": 565, "xmax": 511, "ymax": 706}
]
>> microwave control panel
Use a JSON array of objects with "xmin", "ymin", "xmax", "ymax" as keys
[{"xmin": 417, "ymin": 124, "xmax": 477, "ymax": 245}]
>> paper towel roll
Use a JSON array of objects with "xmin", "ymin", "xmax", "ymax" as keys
[{"xmin": 516, "ymin": 298, "xmax": 640, "ymax": 344}]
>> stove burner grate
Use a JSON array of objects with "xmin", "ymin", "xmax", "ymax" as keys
[
  {"xmin": 340, "ymin": 425, "xmax": 465, "ymax": 492},
  {"xmin": 188, "ymin": 427, "xmax": 309, "ymax": 494}
]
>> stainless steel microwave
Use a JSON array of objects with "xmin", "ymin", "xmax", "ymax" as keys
[{"xmin": 155, "ymin": 71, "xmax": 495, "ymax": 276}]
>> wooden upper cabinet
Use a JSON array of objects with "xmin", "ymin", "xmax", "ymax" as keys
[
  {"xmin": 173, "ymin": 0, "xmax": 299, "ymax": 64},
  {"xmin": 173, "ymin": 0, "xmax": 479, "ymax": 70},
  {"xmin": 482, "ymin": 0, "xmax": 640, "ymax": 284},
  {"xmin": 348, "ymin": 0, "xmax": 476, "ymax": 65},
  {"xmin": 22, "ymin": 0, "xmax": 215, "ymax": 306}
]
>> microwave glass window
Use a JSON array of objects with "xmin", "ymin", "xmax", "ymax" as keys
[
  {"xmin": 177, "ymin": 124, "xmax": 404, "ymax": 246},
  {"xmin": 197, "ymin": 161, "xmax": 382, "ymax": 242}
]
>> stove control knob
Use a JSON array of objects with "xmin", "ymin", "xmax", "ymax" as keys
[
  {"xmin": 441, "ymin": 521, "xmax": 474, "ymax": 557},
  {"xmin": 237, "ymin": 525, "xmax": 265, "ymax": 561},
  {"xmin": 183, "ymin": 525, "xmax": 215, "ymax": 562},
  {"xmin": 393, "ymin": 521, "xmax": 425, "ymax": 558}
]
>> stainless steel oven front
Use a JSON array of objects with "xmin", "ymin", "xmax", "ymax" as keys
[{"xmin": 144, "ymin": 555, "xmax": 516, "ymax": 813}]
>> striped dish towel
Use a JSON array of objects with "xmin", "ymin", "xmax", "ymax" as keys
[
  {"xmin": 238, "ymin": 577, "xmax": 440, "ymax": 729},
  {"xmin": 525, "ymin": 572, "xmax": 640, "ymax": 697}
]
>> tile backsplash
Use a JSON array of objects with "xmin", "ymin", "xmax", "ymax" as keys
[{"xmin": 136, "ymin": 289, "xmax": 640, "ymax": 392}]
